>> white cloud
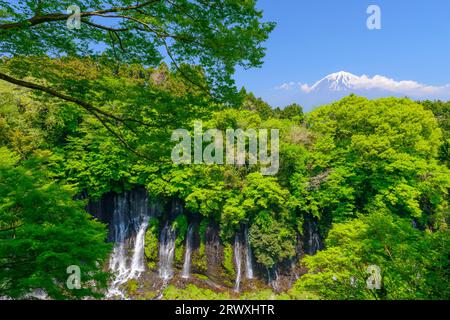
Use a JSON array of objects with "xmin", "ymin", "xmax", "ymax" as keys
[
  {"xmin": 276, "ymin": 72, "xmax": 450, "ymax": 98},
  {"xmin": 276, "ymin": 82, "xmax": 299, "ymax": 90},
  {"xmin": 300, "ymin": 83, "xmax": 312, "ymax": 93},
  {"xmin": 276, "ymin": 81, "xmax": 312, "ymax": 92},
  {"xmin": 351, "ymin": 74, "xmax": 450, "ymax": 96}
]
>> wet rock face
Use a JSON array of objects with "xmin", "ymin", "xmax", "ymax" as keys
[
  {"xmin": 303, "ymin": 218, "xmax": 322, "ymax": 256},
  {"xmin": 86, "ymin": 187, "xmax": 162, "ymax": 242},
  {"xmin": 204, "ymin": 224, "xmax": 224, "ymax": 282},
  {"xmin": 85, "ymin": 191, "xmax": 115, "ymax": 226},
  {"xmin": 84, "ymin": 187, "xmax": 324, "ymax": 296},
  {"xmin": 168, "ymin": 198, "xmax": 184, "ymax": 221}
]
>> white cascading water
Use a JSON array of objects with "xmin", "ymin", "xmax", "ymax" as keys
[
  {"xmin": 107, "ymin": 244, "xmax": 127, "ymax": 299},
  {"xmin": 129, "ymin": 217, "xmax": 149, "ymax": 279},
  {"xmin": 244, "ymin": 227, "xmax": 254, "ymax": 279},
  {"xmin": 159, "ymin": 223, "xmax": 176, "ymax": 280},
  {"xmin": 268, "ymin": 268, "xmax": 280, "ymax": 291},
  {"xmin": 107, "ymin": 195, "xmax": 129, "ymax": 298},
  {"xmin": 181, "ymin": 224, "xmax": 194, "ymax": 279},
  {"xmin": 107, "ymin": 193, "xmax": 150, "ymax": 299},
  {"xmin": 308, "ymin": 221, "xmax": 321, "ymax": 255},
  {"xmin": 234, "ymin": 233, "xmax": 242, "ymax": 292}
]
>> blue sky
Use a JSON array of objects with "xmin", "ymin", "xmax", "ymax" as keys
[{"xmin": 234, "ymin": 0, "xmax": 450, "ymax": 108}]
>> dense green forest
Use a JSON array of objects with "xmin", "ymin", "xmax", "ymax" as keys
[
  {"xmin": 0, "ymin": 1, "xmax": 449, "ymax": 300},
  {"xmin": 0, "ymin": 59, "xmax": 448, "ymax": 299}
]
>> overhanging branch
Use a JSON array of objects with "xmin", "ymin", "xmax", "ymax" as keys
[
  {"xmin": 0, "ymin": 71, "xmax": 150, "ymax": 158},
  {"xmin": 0, "ymin": 0, "xmax": 161, "ymax": 31},
  {"xmin": 0, "ymin": 224, "xmax": 23, "ymax": 232}
]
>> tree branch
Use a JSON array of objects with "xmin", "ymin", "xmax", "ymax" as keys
[
  {"xmin": 0, "ymin": 71, "xmax": 150, "ymax": 127},
  {"xmin": 0, "ymin": 71, "xmax": 151, "ymax": 159},
  {"xmin": 0, "ymin": 0, "xmax": 161, "ymax": 31},
  {"xmin": 0, "ymin": 71, "xmax": 121, "ymax": 122},
  {"xmin": 162, "ymin": 40, "xmax": 211, "ymax": 96},
  {"xmin": 92, "ymin": 13, "xmax": 191, "ymax": 42},
  {"xmin": 113, "ymin": 31, "xmax": 127, "ymax": 53},
  {"xmin": 0, "ymin": 224, "xmax": 23, "ymax": 232},
  {"xmin": 81, "ymin": 19, "xmax": 129, "ymax": 33}
]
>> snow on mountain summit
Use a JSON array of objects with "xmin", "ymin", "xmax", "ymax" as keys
[
  {"xmin": 310, "ymin": 71, "xmax": 359, "ymax": 92},
  {"xmin": 275, "ymin": 71, "xmax": 450, "ymax": 110}
]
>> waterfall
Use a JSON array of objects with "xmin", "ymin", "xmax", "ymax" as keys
[
  {"xmin": 306, "ymin": 220, "xmax": 321, "ymax": 255},
  {"xmin": 234, "ymin": 228, "xmax": 253, "ymax": 291},
  {"xmin": 106, "ymin": 191, "xmax": 150, "ymax": 299},
  {"xmin": 244, "ymin": 227, "xmax": 254, "ymax": 279},
  {"xmin": 234, "ymin": 233, "xmax": 242, "ymax": 292},
  {"xmin": 159, "ymin": 223, "xmax": 176, "ymax": 280},
  {"xmin": 310, "ymin": 231, "xmax": 320, "ymax": 255},
  {"xmin": 268, "ymin": 268, "xmax": 280, "ymax": 291},
  {"xmin": 290, "ymin": 260, "xmax": 299, "ymax": 281},
  {"xmin": 129, "ymin": 217, "xmax": 149, "ymax": 278},
  {"xmin": 182, "ymin": 224, "xmax": 194, "ymax": 279},
  {"xmin": 107, "ymin": 194, "xmax": 129, "ymax": 298}
]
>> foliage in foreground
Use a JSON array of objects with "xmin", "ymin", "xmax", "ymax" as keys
[
  {"xmin": 292, "ymin": 212, "xmax": 449, "ymax": 300},
  {"xmin": 0, "ymin": 147, "xmax": 111, "ymax": 299},
  {"xmin": 0, "ymin": 59, "xmax": 449, "ymax": 299},
  {"xmin": 163, "ymin": 284, "xmax": 293, "ymax": 300}
]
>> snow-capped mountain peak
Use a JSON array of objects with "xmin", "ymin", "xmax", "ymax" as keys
[
  {"xmin": 275, "ymin": 71, "xmax": 450, "ymax": 110},
  {"xmin": 310, "ymin": 71, "xmax": 359, "ymax": 92}
]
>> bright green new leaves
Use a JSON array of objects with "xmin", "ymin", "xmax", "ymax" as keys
[
  {"xmin": 420, "ymin": 100, "xmax": 450, "ymax": 165},
  {"xmin": 0, "ymin": 147, "xmax": 111, "ymax": 299},
  {"xmin": 296, "ymin": 96, "xmax": 450, "ymax": 229},
  {"xmin": 221, "ymin": 173, "xmax": 297, "ymax": 268},
  {"xmin": 1, "ymin": 57, "xmax": 449, "ymax": 300},
  {"xmin": 0, "ymin": 0, "xmax": 275, "ymax": 102},
  {"xmin": 294, "ymin": 213, "xmax": 450, "ymax": 300},
  {"xmin": 144, "ymin": 218, "xmax": 160, "ymax": 269}
]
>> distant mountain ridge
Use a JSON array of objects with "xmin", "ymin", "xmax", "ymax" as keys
[
  {"xmin": 308, "ymin": 71, "xmax": 361, "ymax": 92},
  {"xmin": 276, "ymin": 71, "xmax": 450, "ymax": 110}
]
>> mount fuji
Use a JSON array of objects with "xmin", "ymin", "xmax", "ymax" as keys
[
  {"xmin": 307, "ymin": 71, "xmax": 361, "ymax": 93},
  {"xmin": 276, "ymin": 71, "xmax": 450, "ymax": 110}
]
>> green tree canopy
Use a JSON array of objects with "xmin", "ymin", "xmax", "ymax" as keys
[
  {"xmin": 0, "ymin": 0, "xmax": 274, "ymax": 101},
  {"xmin": 0, "ymin": 147, "xmax": 111, "ymax": 299},
  {"xmin": 292, "ymin": 212, "xmax": 450, "ymax": 300},
  {"xmin": 292, "ymin": 96, "xmax": 449, "ymax": 229},
  {"xmin": 0, "ymin": 0, "xmax": 274, "ymax": 155},
  {"xmin": 277, "ymin": 103, "xmax": 304, "ymax": 122}
]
